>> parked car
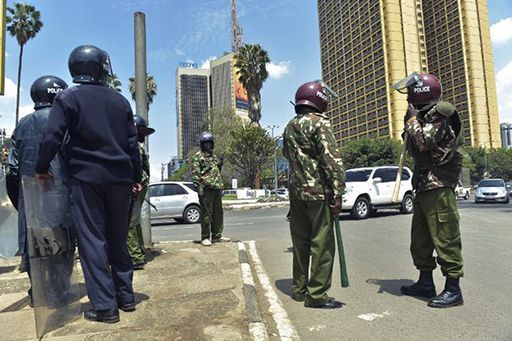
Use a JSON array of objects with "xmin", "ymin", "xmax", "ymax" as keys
[
  {"xmin": 474, "ymin": 178, "xmax": 509, "ymax": 204},
  {"xmin": 506, "ymin": 181, "xmax": 512, "ymax": 197},
  {"xmin": 342, "ymin": 166, "xmax": 414, "ymax": 219},
  {"xmin": 454, "ymin": 180, "xmax": 470, "ymax": 200},
  {"xmin": 275, "ymin": 188, "xmax": 289, "ymax": 199},
  {"xmin": 148, "ymin": 181, "xmax": 201, "ymax": 224}
]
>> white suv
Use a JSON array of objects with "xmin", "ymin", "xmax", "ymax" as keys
[
  {"xmin": 342, "ymin": 166, "xmax": 414, "ymax": 219},
  {"xmin": 148, "ymin": 181, "xmax": 201, "ymax": 224}
]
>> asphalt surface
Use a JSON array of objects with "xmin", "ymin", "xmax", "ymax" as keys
[{"xmin": 152, "ymin": 197, "xmax": 512, "ymax": 341}]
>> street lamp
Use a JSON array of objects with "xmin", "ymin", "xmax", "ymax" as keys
[{"xmin": 266, "ymin": 125, "xmax": 280, "ymax": 195}]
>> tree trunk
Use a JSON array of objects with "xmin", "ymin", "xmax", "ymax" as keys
[
  {"xmin": 254, "ymin": 168, "xmax": 261, "ymax": 189},
  {"xmin": 15, "ymin": 45, "xmax": 24, "ymax": 127}
]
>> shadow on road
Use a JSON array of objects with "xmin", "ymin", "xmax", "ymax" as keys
[
  {"xmin": 275, "ymin": 278, "xmax": 293, "ymax": 298},
  {"xmin": 339, "ymin": 210, "xmax": 407, "ymax": 221},
  {"xmin": 366, "ymin": 278, "xmax": 430, "ymax": 301}
]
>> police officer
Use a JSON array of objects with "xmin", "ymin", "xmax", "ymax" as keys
[
  {"xmin": 128, "ymin": 115, "xmax": 154, "ymax": 270},
  {"xmin": 35, "ymin": 45, "xmax": 142, "ymax": 323},
  {"xmin": 191, "ymin": 132, "xmax": 230, "ymax": 246},
  {"xmin": 397, "ymin": 73, "xmax": 464, "ymax": 308},
  {"xmin": 6, "ymin": 75, "xmax": 68, "ymax": 306},
  {"xmin": 283, "ymin": 80, "xmax": 345, "ymax": 309}
]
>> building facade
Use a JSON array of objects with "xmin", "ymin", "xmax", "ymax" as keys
[
  {"xmin": 210, "ymin": 52, "xmax": 249, "ymax": 120},
  {"xmin": 501, "ymin": 123, "xmax": 512, "ymax": 149},
  {"xmin": 176, "ymin": 66, "xmax": 210, "ymax": 159},
  {"xmin": 317, "ymin": 0, "xmax": 501, "ymax": 148}
]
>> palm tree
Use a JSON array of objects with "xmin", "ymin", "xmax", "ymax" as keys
[
  {"xmin": 106, "ymin": 74, "xmax": 123, "ymax": 92},
  {"xmin": 6, "ymin": 3, "xmax": 43, "ymax": 126},
  {"xmin": 128, "ymin": 74, "xmax": 157, "ymax": 111},
  {"xmin": 234, "ymin": 44, "xmax": 270, "ymax": 125}
]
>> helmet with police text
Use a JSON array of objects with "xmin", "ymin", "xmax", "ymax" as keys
[
  {"xmin": 393, "ymin": 72, "xmax": 442, "ymax": 107},
  {"xmin": 133, "ymin": 114, "xmax": 155, "ymax": 136},
  {"xmin": 68, "ymin": 45, "xmax": 113, "ymax": 84},
  {"xmin": 294, "ymin": 80, "xmax": 338, "ymax": 113},
  {"xmin": 30, "ymin": 75, "xmax": 68, "ymax": 109},
  {"xmin": 199, "ymin": 131, "xmax": 215, "ymax": 145}
]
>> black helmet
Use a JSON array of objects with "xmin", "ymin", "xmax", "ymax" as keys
[
  {"xmin": 133, "ymin": 114, "xmax": 155, "ymax": 136},
  {"xmin": 30, "ymin": 75, "xmax": 68, "ymax": 109},
  {"xmin": 68, "ymin": 45, "xmax": 113, "ymax": 84},
  {"xmin": 199, "ymin": 131, "xmax": 214, "ymax": 145}
]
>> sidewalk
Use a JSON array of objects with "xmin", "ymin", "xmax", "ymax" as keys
[{"xmin": 0, "ymin": 242, "xmax": 258, "ymax": 340}]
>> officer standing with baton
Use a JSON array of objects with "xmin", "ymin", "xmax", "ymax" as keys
[{"xmin": 283, "ymin": 80, "xmax": 346, "ymax": 309}]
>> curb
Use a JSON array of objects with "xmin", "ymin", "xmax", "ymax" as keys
[
  {"xmin": 225, "ymin": 202, "xmax": 290, "ymax": 211},
  {"xmin": 237, "ymin": 241, "xmax": 269, "ymax": 341}
]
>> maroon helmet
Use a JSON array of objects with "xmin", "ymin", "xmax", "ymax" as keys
[
  {"xmin": 294, "ymin": 80, "xmax": 337, "ymax": 113},
  {"xmin": 393, "ymin": 72, "xmax": 442, "ymax": 107}
]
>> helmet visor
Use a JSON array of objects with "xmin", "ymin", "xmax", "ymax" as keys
[
  {"xmin": 314, "ymin": 79, "xmax": 338, "ymax": 98},
  {"xmin": 392, "ymin": 72, "xmax": 420, "ymax": 93}
]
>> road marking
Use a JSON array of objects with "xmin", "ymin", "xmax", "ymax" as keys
[
  {"xmin": 226, "ymin": 222, "xmax": 255, "ymax": 227},
  {"xmin": 247, "ymin": 240, "xmax": 299, "ymax": 341},
  {"xmin": 357, "ymin": 311, "xmax": 391, "ymax": 321}
]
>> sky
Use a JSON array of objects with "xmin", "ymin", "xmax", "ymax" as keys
[{"xmin": 1, "ymin": 0, "xmax": 511, "ymax": 181}]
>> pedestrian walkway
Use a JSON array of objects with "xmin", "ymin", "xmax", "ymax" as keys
[{"xmin": 0, "ymin": 242, "xmax": 257, "ymax": 340}]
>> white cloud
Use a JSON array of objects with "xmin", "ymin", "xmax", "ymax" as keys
[
  {"xmin": 0, "ymin": 78, "xmax": 32, "ymax": 135},
  {"xmin": 495, "ymin": 60, "xmax": 512, "ymax": 123},
  {"xmin": 150, "ymin": 162, "xmax": 163, "ymax": 182},
  {"xmin": 491, "ymin": 17, "xmax": 512, "ymax": 45},
  {"xmin": 200, "ymin": 56, "xmax": 217, "ymax": 70},
  {"xmin": 19, "ymin": 105, "xmax": 34, "ymax": 119},
  {"xmin": 266, "ymin": 61, "xmax": 292, "ymax": 79},
  {"xmin": 175, "ymin": 48, "xmax": 185, "ymax": 56}
]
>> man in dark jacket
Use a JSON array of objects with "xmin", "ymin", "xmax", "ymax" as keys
[
  {"xmin": 7, "ymin": 75, "xmax": 68, "ymax": 305},
  {"xmin": 35, "ymin": 45, "xmax": 142, "ymax": 323}
]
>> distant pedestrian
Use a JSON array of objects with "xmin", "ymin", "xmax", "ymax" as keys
[
  {"xmin": 395, "ymin": 73, "xmax": 465, "ymax": 308},
  {"xmin": 191, "ymin": 132, "xmax": 230, "ymax": 246},
  {"xmin": 35, "ymin": 45, "xmax": 142, "ymax": 323},
  {"xmin": 283, "ymin": 80, "xmax": 345, "ymax": 309},
  {"xmin": 128, "ymin": 115, "xmax": 154, "ymax": 270}
]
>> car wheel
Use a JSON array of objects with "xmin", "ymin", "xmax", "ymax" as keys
[
  {"xmin": 464, "ymin": 192, "xmax": 469, "ymax": 200},
  {"xmin": 350, "ymin": 196, "xmax": 370, "ymax": 220},
  {"xmin": 400, "ymin": 193, "xmax": 414, "ymax": 214},
  {"xmin": 183, "ymin": 205, "xmax": 201, "ymax": 224}
]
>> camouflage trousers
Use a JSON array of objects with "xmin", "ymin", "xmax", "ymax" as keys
[
  {"xmin": 289, "ymin": 198, "xmax": 335, "ymax": 305},
  {"xmin": 200, "ymin": 189, "xmax": 224, "ymax": 240},
  {"xmin": 127, "ymin": 187, "xmax": 147, "ymax": 264},
  {"xmin": 410, "ymin": 187, "xmax": 463, "ymax": 278}
]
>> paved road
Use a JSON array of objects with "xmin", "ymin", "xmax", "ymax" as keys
[{"xmin": 152, "ymin": 198, "xmax": 512, "ymax": 340}]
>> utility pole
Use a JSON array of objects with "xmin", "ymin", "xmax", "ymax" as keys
[
  {"xmin": 267, "ymin": 125, "xmax": 279, "ymax": 194},
  {"xmin": 134, "ymin": 12, "xmax": 151, "ymax": 247}
]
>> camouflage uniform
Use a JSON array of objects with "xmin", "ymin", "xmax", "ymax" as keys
[
  {"xmin": 191, "ymin": 151, "xmax": 224, "ymax": 240},
  {"xmin": 405, "ymin": 101, "xmax": 464, "ymax": 278},
  {"xmin": 127, "ymin": 144, "xmax": 149, "ymax": 265},
  {"xmin": 283, "ymin": 111, "xmax": 345, "ymax": 306}
]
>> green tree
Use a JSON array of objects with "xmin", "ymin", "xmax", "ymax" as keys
[
  {"xmin": 226, "ymin": 125, "xmax": 275, "ymax": 188},
  {"xmin": 234, "ymin": 44, "xmax": 270, "ymax": 125},
  {"xmin": 342, "ymin": 138, "xmax": 404, "ymax": 170},
  {"xmin": 462, "ymin": 146, "xmax": 486, "ymax": 183},
  {"xmin": 106, "ymin": 74, "xmax": 123, "ymax": 92},
  {"xmin": 169, "ymin": 164, "xmax": 189, "ymax": 181},
  {"xmin": 128, "ymin": 74, "xmax": 158, "ymax": 111},
  {"xmin": 6, "ymin": 3, "xmax": 43, "ymax": 126},
  {"xmin": 487, "ymin": 148, "xmax": 512, "ymax": 182}
]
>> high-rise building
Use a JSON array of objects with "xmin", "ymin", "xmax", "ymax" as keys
[
  {"xmin": 210, "ymin": 52, "xmax": 249, "ymax": 120},
  {"xmin": 317, "ymin": 0, "xmax": 501, "ymax": 148},
  {"xmin": 176, "ymin": 65, "xmax": 210, "ymax": 159},
  {"xmin": 501, "ymin": 123, "xmax": 512, "ymax": 149}
]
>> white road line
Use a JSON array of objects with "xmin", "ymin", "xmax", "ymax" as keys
[{"xmin": 247, "ymin": 240, "xmax": 299, "ymax": 341}]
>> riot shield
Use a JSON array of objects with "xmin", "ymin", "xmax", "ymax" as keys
[
  {"xmin": 22, "ymin": 175, "xmax": 80, "ymax": 338},
  {"xmin": 0, "ymin": 168, "xmax": 18, "ymax": 258}
]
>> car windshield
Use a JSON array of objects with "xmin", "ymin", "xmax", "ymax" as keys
[
  {"xmin": 346, "ymin": 170, "xmax": 373, "ymax": 182},
  {"xmin": 478, "ymin": 179, "xmax": 505, "ymax": 187}
]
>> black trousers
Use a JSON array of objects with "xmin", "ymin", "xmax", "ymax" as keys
[{"xmin": 70, "ymin": 178, "xmax": 134, "ymax": 310}]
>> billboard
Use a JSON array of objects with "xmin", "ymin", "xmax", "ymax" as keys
[{"xmin": 233, "ymin": 73, "xmax": 248, "ymax": 110}]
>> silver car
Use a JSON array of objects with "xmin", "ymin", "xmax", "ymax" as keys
[
  {"xmin": 148, "ymin": 181, "xmax": 201, "ymax": 224},
  {"xmin": 474, "ymin": 178, "xmax": 509, "ymax": 204}
]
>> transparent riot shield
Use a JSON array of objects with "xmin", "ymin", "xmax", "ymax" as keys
[
  {"xmin": 22, "ymin": 175, "xmax": 80, "ymax": 338},
  {"xmin": 0, "ymin": 168, "xmax": 18, "ymax": 258}
]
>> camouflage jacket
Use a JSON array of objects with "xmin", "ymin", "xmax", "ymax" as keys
[
  {"xmin": 405, "ymin": 101, "xmax": 463, "ymax": 193},
  {"xmin": 139, "ymin": 144, "xmax": 150, "ymax": 187},
  {"xmin": 283, "ymin": 111, "xmax": 345, "ymax": 201},
  {"xmin": 191, "ymin": 150, "xmax": 224, "ymax": 192}
]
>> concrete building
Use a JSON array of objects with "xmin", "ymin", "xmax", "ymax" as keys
[
  {"xmin": 501, "ymin": 123, "xmax": 512, "ymax": 149},
  {"xmin": 176, "ymin": 65, "xmax": 210, "ymax": 159},
  {"xmin": 210, "ymin": 52, "xmax": 249, "ymax": 120},
  {"xmin": 317, "ymin": 0, "xmax": 501, "ymax": 148}
]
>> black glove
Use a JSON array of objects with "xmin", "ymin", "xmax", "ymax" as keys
[{"xmin": 404, "ymin": 104, "xmax": 418, "ymax": 125}]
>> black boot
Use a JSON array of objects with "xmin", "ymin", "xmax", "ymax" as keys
[
  {"xmin": 428, "ymin": 277, "xmax": 463, "ymax": 308},
  {"xmin": 401, "ymin": 271, "xmax": 436, "ymax": 298}
]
